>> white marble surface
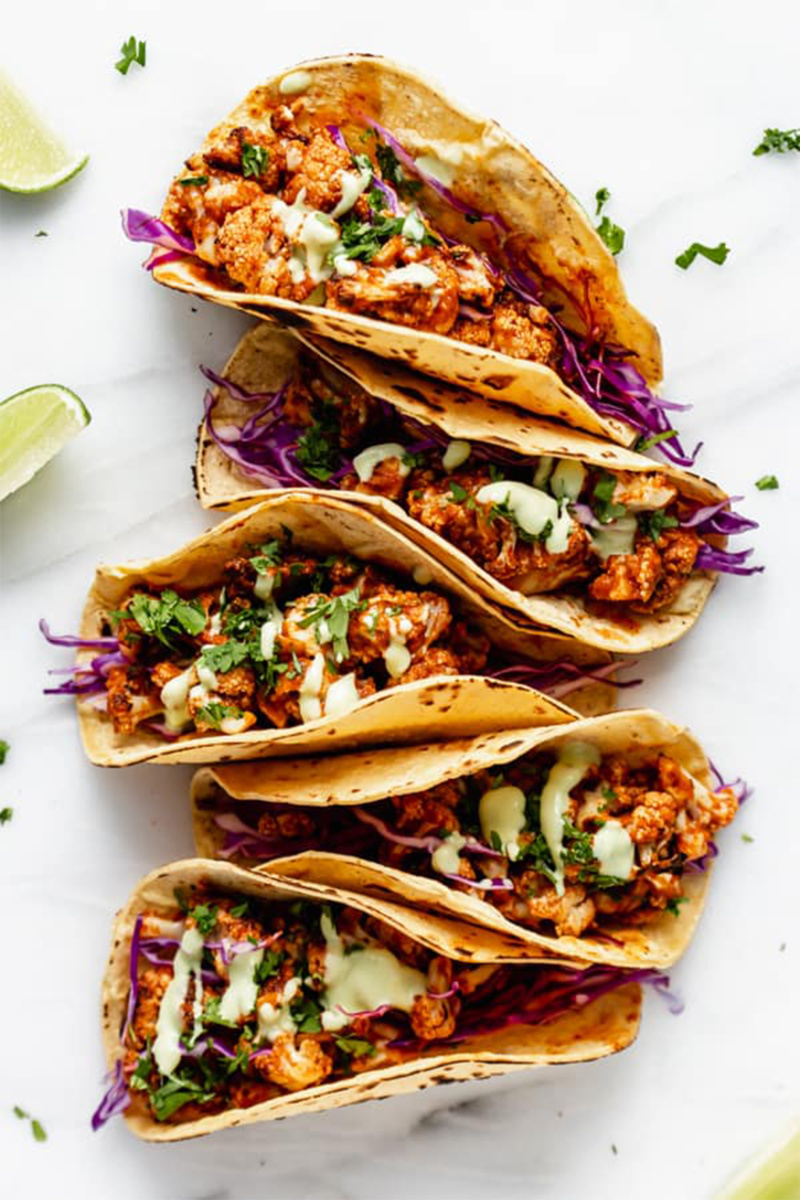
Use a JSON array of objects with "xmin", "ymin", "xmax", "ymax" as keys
[{"xmin": 2, "ymin": 1, "xmax": 799, "ymax": 1196}]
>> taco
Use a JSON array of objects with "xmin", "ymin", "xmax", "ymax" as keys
[
  {"xmin": 41, "ymin": 491, "xmax": 623, "ymax": 767},
  {"xmin": 195, "ymin": 323, "xmax": 760, "ymax": 653},
  {"xmin": 93, "ymin": 858, "xmax": 654, "ymax": 1141},
  {"xmin": 122, "ymin": 54, "xmax": 697, "ymax": 455},
  {"xmin": 190, "ymin": 712, "xmax": 747, "ymax": 969}
]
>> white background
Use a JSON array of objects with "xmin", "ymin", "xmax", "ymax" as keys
[{"xmin": 1, "ymin": 1, "xmax": 799, "ymax": 1197}]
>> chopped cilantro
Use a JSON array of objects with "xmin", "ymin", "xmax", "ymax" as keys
[
  {"xmin": 196, "ymin": 702, "xmax": 243, "ymax": 729},
  {"xmin": 0, "ymin": 807, "xmax": 12, "ymax": 825},
  {"xmin": 601, "ymin": 785, "xmax": 617, "ymax": 803},
  {"xmin": 375, "ymin": 144, "xmax": 421, "ymax": 198},
  {"xmin": 150, "ymin": 1075, "xmax": 215, "ymax": 1122},
  {"xmin": 335, "ymin": 1036, "xmax": 375, "ymax": 1057},
  {"xmin": 297, "ymin": 587, "xmax": 364, "ymax": 662},
  {"xmin": 230, "ymin": 901, "xmax": 250, "ymax": 918},
  {"xmin": 638, "ymin": 510, "xmax": 678, "ymax": 542},
  {"xmin": 254, "ymin": 950, "xmax": 284, "ymax": 985},
  {"xmin": 596, "ymin": 216, "xmax": 625, "ymax": 256},
  {"xmin": 188, "ymin": 903, "xmax": 218, "ymax": 935},
  {"xmin": 13, "ymin": 1106, "xmax": 27, "ymax": 1119},
  {"xmin": 489, "ymin": 830, "xmax": 503, "ymax": 853},
  {"xmin": 753, "ymin": 128, "xmax": 800, "ymax": 156},
  {"xmin": 35, "ymin": 230, "xmax": 48, "ymax": 237},
  {"xmin": 755, "ymin": 474, "xmax": 779, "ymax": 491},
  {"xmin": 561, "ymin": 819, "xmax": 596, "ymax": 867},
  {"xmin": 242, "ymin": 142, "xmax": 269, "ymax": 178},
  {"xmin": 294, "ymin": 407, "xmax": 343, "ymax": 481},
  {"xmin": 13, "ymin": 1107, "xmax": 46, "ymax": 1141},
  {"xmin": 115, "ymin": 35, "xmax": 146, "ymax": 75},
  {"xmin": 675, "ymin": 241, "xmax": 730, "ymax": 270},
  {"xmin": 250, "ymin": 541, "xmax": 283, "ymax": 574},
  {"xmin": 665, "ymin": 896, "xmax": 690, "ymax": 917},
  {"xmin": 200, "ymin": 639, "xmax": 250, "ymax": 674},
  {"xmin": 0, "ymin": 739, "xmax": 8, "ymax": 763},
  {"xmin": 179, "ymin": 175, "xmax": 208, "ymax": 187},
  {"xmin": 741, "ymin": 833, "xmax": 754, "ymax": 844},
  {"xmin": 487, "ymin": 496, "xmax": 549, "ymax": 543},
  {"xmin": 125, "ymin": 590, "xmax": 206, "ymax": 649},
  {"xmin": 487, "ymin": 463, "xmax": 505, "ymax": 484},
  {"xmin": 448, "ymin": 482, "xmax": 469, "ymax": 503},
  {"xmin": 635, "ymin": 430, "xmax": 679, "ymax": 453},
  {"xmin": 338, "ymin": 211, "xmax": 405, "ymax": 262},
  {"xmin": 591, "ymin": 473, "xmax": 627, "ymax": 524},
  {"xmin": 290, "ymin": 994, "xmax": 323, "ymax": 1033},
  {"xmin": 595, "ymin": 187, "xmax": 611, "ymax": 216}
]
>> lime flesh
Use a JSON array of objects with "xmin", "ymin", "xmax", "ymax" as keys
[
  {"xmin": 0, "ymin": 72, "xmax": 88, "ymax": 193},
  {"xmin": 0, "ymin": 385, "xmax": 90, "ymax": 500}
]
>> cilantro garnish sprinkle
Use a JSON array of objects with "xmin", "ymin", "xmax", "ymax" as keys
[
  {"xmin": 665, "ymin": 896, "xmax": 690, "ymax": 917},
  {"xmin": 675, "ymin": 241, "xmax": 730, "ymax": 270},
  {"xmin": 638, "ymin": 510, "xmax": 678, "ymax": 542},
  {"xmin": 196, "ymin": 703, "xmax": 244, "ymax": 729},
  {"xmin": 124, "ymin": 590, "xmax": 206, "ymax": 649},
  {"xmin": 755, "ymin": 474, "xmax": 779, "ymax": 491},
  {"xmin": 0, "ymin": 739, "xmax": 8, "ymax": 764},
  {"xmin": 298, "ymin": 587, "xmax": 364, "ymax": 662},
  {"xmin": 335, "ymin": 1036, "xmax": 375, "ymax": 1057},
  {"xmin": 250, "ymin": 539, "xmax": 283, "ymax": 574},
  {"xmin": 179, "ymin": 175, "xmax": 208, "ymax": 187},
  {"xmin": 242, "ymin": 142, "xmax": 269, "ymax": 178},
  {"xmin": 591, "ymin": 473, "xmax": 627, "ymax": 524},
  {"xmin": 35, "ymin": 230, "xmax": 48, "ymax": 238},
  {"xmin": 0, "ymin": 807, "xmax": 12, "ymax": 826},
  {"xmin": 753, "ymin": 128, "xmax": 800, "ymax": 156},
  {"xmin": 593, "ymin": 188, "xmax": 625, "ymax": 255},
  {"xmin": 741, "ymin": 833, "xmax": 754, "ymax": 843},
  {"xmin": 635, "ymin": 430, "xmax": 679, "ymax": 453},
  {"xmin": 13, "ymin": 1107, "xmax": 47, "ymax": 1142},
  {"xmin": 187, "ymin": 903, "xmax": 218, "ymax": 935},
  {"xmin": 115, "ymin": 36, "xmax": 146, "ymax": 76},
  {"xmin": 200, "ymin": 639, "xmax": 251, "ymax": 674}
]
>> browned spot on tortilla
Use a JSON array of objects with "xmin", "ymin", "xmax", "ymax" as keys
[{"xmin": 481, "ymin": 374, "xmax": 515, "ymax": 390}]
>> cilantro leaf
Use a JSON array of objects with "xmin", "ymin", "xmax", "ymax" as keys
[
  {"xmin": 675, "ymin": 241, "xmax": 730, "ymax": 270},
  {"xmin": 196, "ymin": 702, "xmax": 243, "ymax": 729},
  {"xmin": 179, "ymin": 175, "xmax": 208, "ymax": 187},
  {"xmin": 489, "ymin": 830, "xmax": 503, "ymax": 853},
  {"xmin": 741, "ymin": 833, "xmax": 754, "ymax": 843},
  {"xmin": 487, "ymin": 496, "xmax": 549, "ymax": 543},
  {"xmin": 297, "ymin": 587, "xmax": 364, "ymax": 662},
  {"xmin": 31, "ymin": 1120, "xmax": 47, "ymax": 1143},
  {"xmin": 595, "ymin": 187, "xmax": 610, "ymax": 216},
  {"xmin": 294, "ymin": 409, "xmax": 343, "ymax": 481},
  {"xmin": 187, "ymin": 903, "xmax": 218, "ymax": 935},
  {"xmin": 448, "ymin": 482, "xmax": 469, "ymax": 503},
  {"xmin": 254, "ymin": 950, "xmax": 284, "ymax": 985},
  {"xmin": 753, "ymin": 127, "xmax": 800, "ymax": 156},
  {"xmin": 200, "ymin": 639, "xmax": 250, "ymax": 674},
  {"xmin": 242, "ymin": 142, "xmax": 269, "ymax": 178},
  {"xmin": 665, "ymin": 896, "xmax": 690, "ymax": 917},
  {"xmin": 230, "ymin": 901, "xmax": 250, "ymax": 918},
  {"xmin": 0, "ymin": 807, "xmax": 13, "ymax": 825},
  {"xmin": 755, "ymin": 474, "xmax": 779, "ymax": 491},
  {"xmin": 150, "ymin": 1076, "xmax": 216, "ymax": 1122},
  {"xmin": 125, "ymin": 590, "xmax": 206, "ymax": 649},
  {"xmin": 591, "ymin": 473, "xmax": 627, "ymax": 524},
  {"xmin": 250, "ymin": 540, "xmax": 282, "ymax": 573},
  {"xmin": 115, "ymin": 36, "xmax": 146, "ymax": 75},
  {"xmin": 635, "ymin": 430, "xmax": 679, "ymax": 453},
  {"xmin": 290, "ymin": 994, "xmax": 323, "ymax": 1033},
  {"xmin": 335, "ymin": 1036, "xmax": 375, "ymax": 1057},
  {"xmin": 638, "ymin": 510, "xmax": 678, "ymax": 542},
  {"xmin": 596, "ymin": 215, "xmax": 625, "ymax": 256}
]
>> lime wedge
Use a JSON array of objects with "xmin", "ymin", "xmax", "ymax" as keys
[
  {"xmin": 0, "ymin": 72, "xmax": 88, "ymax": 193},
  {"xmin": 718, "ymin": 1125, "xmax": 800, "ymax": 1200},
  {"xmin": 0, "ymin": 385, "xmax": 90, "ymax": 500}
]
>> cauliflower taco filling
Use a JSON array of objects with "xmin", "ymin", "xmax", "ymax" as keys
[
  {"xmin": 127, "ymin": 100, "xmax": 694, "ymax": 460},
  {"xmin": 60, "ymin": 541, "xmax": 502, "ymax": 741},
  {"xmin": 93, "ymin": 888, "xmax": 664, "ymax": 1129},
  {"xmin": 202, "ymin": 743, "xmax": 742, "ymax": 939},
  {"xmin": 203, "ymin": 352, "xmax": 760, "ymax": 614}
]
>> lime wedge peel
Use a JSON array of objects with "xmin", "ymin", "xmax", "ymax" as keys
[
  {"xmin": 0, "ymin": 385, "xmax": 91, "ymax": 501},
  {"xmin": 0, "ymin": 72, "xmax": 88, "ymax": 193},
  {"xmin": 717, "ymin": 1123, "xmax": 800, "ymax": 1200}
]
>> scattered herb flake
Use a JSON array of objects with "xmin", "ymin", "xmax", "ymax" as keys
[
  {"xmin": 31, "ymin": 1120, "xmax": 47, "ymax": 1143},
  {"xmin": 242, "ymin": 142, "xmax": 269, "ymax": 178},
  {"xmin": 591, "ymin": 473, "xmax": 627, "ymax": 524},
  {"xmin": 665, "ymin": 896, "xmax": 690, "ymax": 917},
  {"xmin": 0, "ymin": 807, "xmax": 13, "ymax": 825},
  {"xmin": 635, "ymin": 429, "xmax": 679, "ymax": 453},
  {"xmin": 187, "ymin": 903, "xmax": 218, "ymax": 935},
  {"xmin": 675, "ymin": 241, "xmax": 730, "ymax": 270},
  {"xmin": 35, "ymin": 230, "xmax": 48, "ymax": 238},
  {"xmin": 196, "ymin": 702, "xmax": 243, "ymax": 729},
  {"xmin": 13, "ymin": 1106, "xmax": 28, "ymax": 1119},
  {"xmin": 335, "ymin": 1036, "xmax": 375, "ymax": 1057},
  {"xmin": 115, "ymin": 36, "xmax": 146, "ymax": 76},
  {"xmin": 179, "ymin": 175, "xmax": 208, "ymax": 187},
  {"xmin": 753, "ymin": 128, "xmax": 800, "ymax": 156},
  {"xmin": 741, "ymin": 833, "xmax": 754, "ymax": 843},
  {"xmin": 638, "ymin": 510, "xmax": 678, "ymax": 542},
  {"xmin": 0, "ymin": 739, "xmax": 8, "ymax": 764},
  {"xmin": 596, "ymin": 215, "xmax": 625, "ymax": 256},
  {"xmin": 595, "ymin": 187, "xmax": 610, "ymax": 216},
  {"xmin": 755, "ymin": 474, "xmax": 779, "ymax": 491}
]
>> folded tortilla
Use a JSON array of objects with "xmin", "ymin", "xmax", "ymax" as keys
[
  {"xmin": 196, "ymin": 323, "xmax": 728, "ymax": 654},
  {"xmin": 75, "ymin": 492, "xmax": 603, "ymax": 766},
  {"xmin": 191, "ymin": 711, "xmax": 728, "ymax": 969},
  {"xmin": 147, "ymin": 54, "xmax": 662, "ymax": 445},
  {"xmin": 101, "ymin": 859, "xmax": 643, "ymax": 1140}
]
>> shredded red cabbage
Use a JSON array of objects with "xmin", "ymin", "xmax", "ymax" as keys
[
  {"xmin": 351, "ymin": 805, "xmax": 504, "ymax": 861},
  {"xmin": 709, "ymin": 761, "xmax": 752, "ymax": 804},
  {"xmin": 485, "ymin": 659, "xmax": 642, "ymax": 700},
  {"xmin": 441, "ymin": 873, "xmax": 513, "ymax": 891},
  {"xmin": 680, "ymin": 495, "xmax": 759, "ymax": 535},
  {"xmin": 91, "ymin": 1059, "xmax": 130, "ymax": 1132},
  {"xmin": 39, "ymin": 618, "xmax": 117, "ymax": 650},
  {"xmin": 695, "ymin": 544, "xmax": 764, "ymax": 576},
  {"xmin": 121, "ymin": 208, "xmax": 195, "ymax": 254}
]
